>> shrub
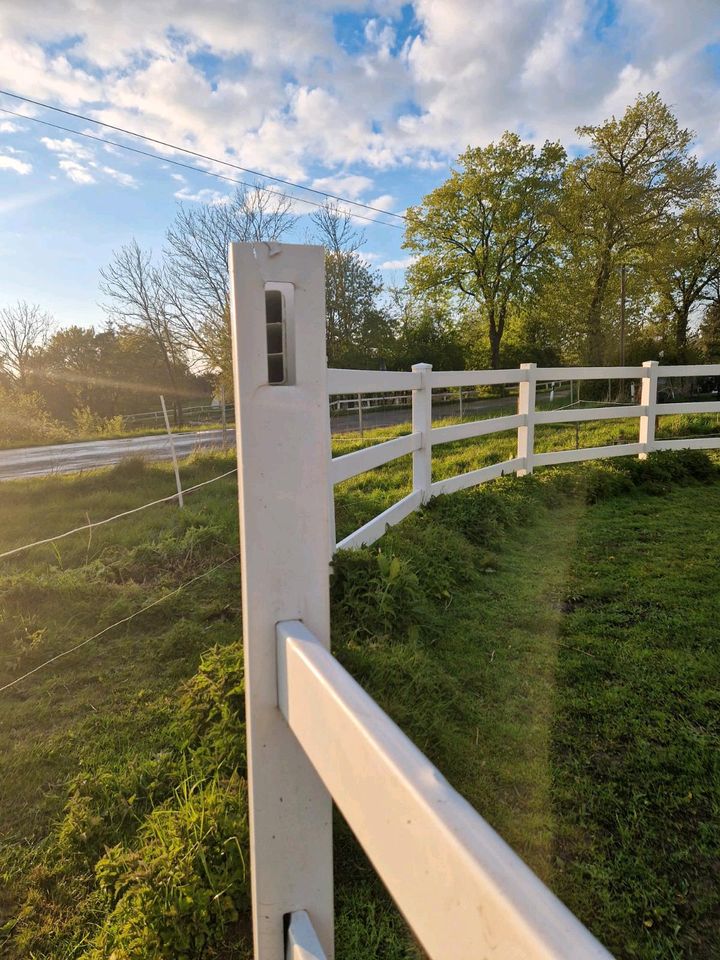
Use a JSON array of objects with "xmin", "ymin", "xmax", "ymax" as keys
[
  {"xmin": 331, "ymin": 548, "xmax": 424, "ymax": 643},
  {"xmin": 90, "ymin": 772, "xmax": 248, "ymax": 960},
  {"xmin": 0, "ymin": 385, "xmax": 68, "ymax": 446}
]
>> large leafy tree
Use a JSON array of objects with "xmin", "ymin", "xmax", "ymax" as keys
[
  {"xmin": 385, "ymin": 284, "xmax": 466, "ymax": 370},
  {"xmin": 646, "ymin": 192, "xmax": 720, "ymax": 360},
  {"xmin": 556, "ymin": 93, "xmax": 715, "ymax": 363},
  {"xmin": 403, "ymin": 133, "xmax": 565, "ymax": 368}
]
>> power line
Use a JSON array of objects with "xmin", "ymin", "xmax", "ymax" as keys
[
  {"xmin": 0, "ymin": 553, "xmax": 240, "ymax": 694},
  {"xmin": 0, "ymin": 105, "xmax": 401, "ymax": 231},
  {"xmin": 0, "ymin": 467, "xmax": 237, "ymax": 562},
  {"xmin": 0, "ymin": 89, "xmax": 407, "ymax": 226},
  {"xmin": 0, "ymin": 88, "xmax": 406, "ymax": 221}
]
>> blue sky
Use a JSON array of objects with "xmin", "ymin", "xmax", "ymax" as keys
[{"xmin": 0, "ymin": 0, "xmax": 719, "ymax": 329}]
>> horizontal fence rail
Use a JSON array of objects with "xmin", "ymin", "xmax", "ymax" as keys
[
  {"xmin": 277, "ymin": 620, "xmax": 613, "ymax": 960},
  {"xmin": 330, "ymin": 359, "xmax": 720, "ymax": 551},
  {"xmin": 330, "ymin": 432, "xmax": 421, "ymax": 485}
]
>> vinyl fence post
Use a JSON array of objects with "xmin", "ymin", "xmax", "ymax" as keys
[
  {"xmin": 160, "ymin": 394, "xmax": 184, "ymax": 508},
  {"xmin": 639, "ymin": 359, "xmax": 659, "ymax": 460},
  {"xmin": 516, "ymin": 362, "xmax": 537, "ymax": 476},
  {"xmin": 411, "ymin": 362, "xmax": 433, "ymax": 503},
  {"xmin": 229, "ymin": 243, "xmax": 334, "ymax": 960}
]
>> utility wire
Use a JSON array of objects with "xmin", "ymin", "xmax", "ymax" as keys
[
  {"xmin": 0, "ymin": 553, "xmax": 240, "ymax": 694},
  {"xmin": 0, "ymin": 106, "xmax": 400, "ymax": 230},
  {"xmin": 0, "ymin": 467, "xmax": 237, "ymax": 562},
  {"xmin": 0, "ymin": 89, "xmax": 405, "ymax": 220},
  {"xmin": 0, "ymin": 90, "xmax": 406, "ymax": 228},
  {"xmin": 0, "ymin": 89, "xmax": 406, "ymax": 221}
]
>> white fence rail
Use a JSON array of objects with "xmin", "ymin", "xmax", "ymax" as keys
[
  {"xmin": 230, "ymin": 243, "xmax": 720, "ymax": 960},
  {"xmin": 331, "ymin": 357, "xmax": 720, "ymax": 551}
]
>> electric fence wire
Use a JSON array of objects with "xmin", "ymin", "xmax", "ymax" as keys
[
  {"xmin": 0, "ymin": 553, "xmax": 240, "ymax": 694},
  {"xmin": 0, "ymin": 467, "xmax": 238, "ymax": 562},
  {"xmin": 0, "ymin": 96, "xmax": 405, "ymax": 229}
]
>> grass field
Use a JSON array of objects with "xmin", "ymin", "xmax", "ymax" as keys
[{"xmin": 0, "ymin": 422, "xmax": 719, "ymax": 958}]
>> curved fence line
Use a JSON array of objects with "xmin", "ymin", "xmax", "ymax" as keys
[{"xmin": 330, "ymin": 360, "xmax": 720, "ymax": 551}]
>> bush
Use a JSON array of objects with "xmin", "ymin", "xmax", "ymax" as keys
[
  {"xmin": 0, "ymin": 385, "xmax": 68, "ymax": 447},
  {"xmin": 331, "ymin": 548, "xmax": 424, "ymax": 643},
  {"xmin": 72, "ymin": 405, "xmax": 125, "ymax": 438},
  {"xmin": 90, "ymin": 772, "xmax": 248, "ymax": 960}
]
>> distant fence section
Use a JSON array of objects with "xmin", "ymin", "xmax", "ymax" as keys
[
  {"xmin": 230, "ymin": 243, "xmax": 720, "ymax": 960},
  {"xmin": 329, "ymin": 360, "xmax": 720, "ymax": 551}
]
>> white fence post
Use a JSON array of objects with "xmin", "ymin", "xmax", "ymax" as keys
[
  {"xmin": 229, "ymin": 242, "xmax": 334, "ymax": 960},
  {"xmin": 516, "ymin": 362, "xmax": 537, "ymax": 476},
  {"xmin": 411, "ymin": 362, "xmax": 433, "ymax": 503},
  {"xmin": 639, "ymin": 359, "xmax": 659, "ymax": 460},
  {"xmin": 159, "ymin": 393, "xmax": 184, "ymax": 507}
]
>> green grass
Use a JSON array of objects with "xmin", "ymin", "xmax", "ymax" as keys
[
  {"xmin": 551, "ymin": 485, "xmax": 720, "ymax": 958},
  {"xmin": 0, "ymin": 431, "xmax": 719, "ymax": 958}
]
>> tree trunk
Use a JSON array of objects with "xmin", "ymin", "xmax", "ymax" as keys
[
  {"xmin": 675, "ymin": 307, "xmax": 690, "ymax": 362},
  {"xmin": 586, "ymin": 251, "xmax": 613, "ymax": 365},
  {"xmin": 488, "ymin": 312, "xmax": 501, "ymax": 370}
]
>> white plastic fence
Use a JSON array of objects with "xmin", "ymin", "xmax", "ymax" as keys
[
  {"xmin": 229, "ymin": 243, "xmax": 720, "ymax": 960},
  {"xmin": 329, "ymin": 361, "xmax": 720, "ymax": 551}
]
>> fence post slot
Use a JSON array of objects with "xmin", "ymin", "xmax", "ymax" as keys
[
  {"xmin": 229, "ymin": 242, "xmax": 334, "ymax": 960},
  {"xmin": 411, "ymin": 362, "xmax": 433, "ymax": 503},
  {"xmin": 639, "ymin": 359, "xmax": 659, "ymax": 460},
  {"xmin": 516, "ymin": 362, "xmax": 537, "ymax": 476}
]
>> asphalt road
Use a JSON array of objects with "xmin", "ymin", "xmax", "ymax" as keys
[{"xmin": 0, "ymin": 395, "xmax": 528, "ymax": 481}]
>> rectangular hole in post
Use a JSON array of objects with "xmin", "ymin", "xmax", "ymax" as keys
[{"xmin": 265, "ymin": 289, "xmax": 286, "ymax": 384}]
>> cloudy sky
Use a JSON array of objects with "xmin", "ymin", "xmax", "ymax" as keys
[{"xmin": 0, "ymin": 0, "xmax": 719, "ymax": 327}]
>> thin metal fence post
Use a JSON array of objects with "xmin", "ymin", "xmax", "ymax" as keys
[
  {"xmin": 357, "ymin": 393, "xmax": 363, "ymax": 438},
  {"xmin": 160, "ymin": 394, "xmax": 184, "ymax": 508},
  {"xmin": 411, "ymin": 363, "xmax": 433, "ymax": 503},
  {"xmin": 516, "ymin": 363, "xmax": 537, "ymax": 476},
  {"xmin": 639, "ymin": 360, "xmax": 659, "ymax": 460},
  {"xmin": 459, "ymin": 386, "xmax": 463, "ymax": 421},
  {"xmin": 229, "ymin": 242, "xmax": 334, "ymax": 960},
  {"xmin": 220, "ymin": 383, "xmax": 228, "ymax": 449}
]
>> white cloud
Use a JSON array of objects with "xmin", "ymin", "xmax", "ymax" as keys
[
  {"xmin": 311, "ymin": 173, "xmax": 375, "ymax": 199},
  {"xmin": 173, "ymin": 184, "xmax": 229, "ymax": 204},
  {"xmin": 40, "ymin": 136, "xmax": 94, "ymax": 161},
  {"xmin": 0, "ymin": 0, "xmax": 718, "ymax": 195},
  {"xmin": 0, "ymin": 153, "xmax": 32, "ymax": 175},
  {"xmin": 0, "ymin": 120, "xmax": 23, "ymax": 133},
  {"xmin": 380, "ymin": 256, "xmax": 415, "ymax": 269},
  {"xmin": 101, "ymin": 165, "xmax": 137, "ymax": 188},
  {"xmin": 58, "ymin": 158, "xmax": 95, "ymax": 184},
  {"xmin": 40, "ymin": 134, "xmax": 139, "ymax": 186}
]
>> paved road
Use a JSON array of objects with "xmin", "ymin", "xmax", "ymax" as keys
[{"xmin": 0, "ymin": 394, "xmax": 534, "ymax": 481}]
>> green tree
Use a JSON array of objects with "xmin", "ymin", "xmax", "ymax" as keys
[
  {"xmin": 556, "ymin": 93, "xmax": 714, "ymax": 363},
  {"xmin": 699, "ymin": 299, "xmax": 720, "ymax": 362},
  {"xmin": 312, "ymin": 204, "xmax": 394, "ymax": 368},
  {"xmin": 403, "ymin": 133, "xmax": 565, "ymax": 368},
  {"xmin": 385, "ymin": 284, "xmax": 465, "ymax": 370},
  {"xmin": 646, "ymin": 192, "xmax": 720, "ymax": 360}
]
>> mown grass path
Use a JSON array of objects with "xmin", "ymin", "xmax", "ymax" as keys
[{"xmin": 551, "ymin": 484, "xmax": 720, "ymax": 960}]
